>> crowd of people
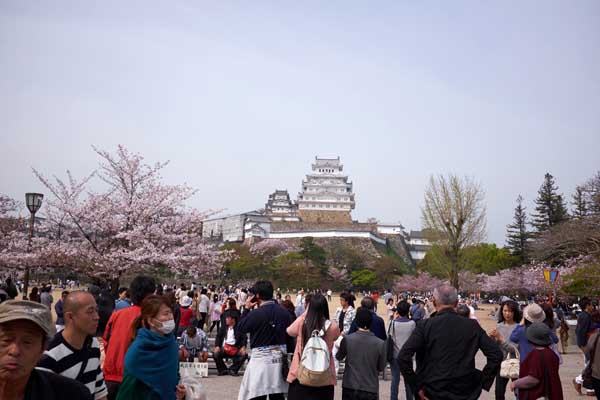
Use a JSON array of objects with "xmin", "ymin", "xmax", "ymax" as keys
[{"xmin": 1, "ymin": 274, "xmax": 599, "ymax": 399}]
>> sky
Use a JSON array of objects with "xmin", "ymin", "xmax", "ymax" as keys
[{"xmin": 1, "ymin": 1, "xmax": 599, "ymax": 246}]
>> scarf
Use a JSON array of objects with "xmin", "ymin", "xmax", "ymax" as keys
[{"xmin": 124, "ymin": 328, "xmax": 179, "ymax": 400}]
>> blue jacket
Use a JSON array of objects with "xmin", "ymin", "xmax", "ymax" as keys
[
  {"xmin": 348, "ymin": 311, "xmax": 387, "ymax": 341},
  {"xmin": 510, "ymin": 324, "xmax": 558, "ymax": 362}
]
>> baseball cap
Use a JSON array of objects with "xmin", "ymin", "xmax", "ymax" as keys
[{"xmin": 0, "ymin": 300, "xmax": 55, "ymax": 337}]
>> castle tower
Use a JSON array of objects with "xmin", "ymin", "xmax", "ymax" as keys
[{"xmin": 297, "ymin": 156, "xmax": 355, "ymax": 223}]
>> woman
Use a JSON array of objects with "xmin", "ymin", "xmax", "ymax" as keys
[
  {"xmin": 116, "ymin": 295, "xmax": 186, "ymax": 400},
  {"xmin": 386, "ymin": 298, "xmax": 395, "ymax": 321},
  {"xmin": 509, "ymin": 323, "xmax": 563, "ymax": 399},
  {"xmin": 510, "ymin": 303, "xmax": 559, "ymax": 364},
  {"xmin": 489, "ymin": 300, "xmax": 521, "ymax": 400},
  {"xmin": 177, "ymin": 296, "xmax": 194, "ymax": 336},
  {"xmin": 29, "ymin": 286, "xmax": 41, "ymax": 302},
  {"xmin": 334, "ymin": 292, "xmax": 356, "ymax": 336},
  {"xmin": 286, "ymin": 293, "xmax": 340, "ymax": 400},
  {"xmin": 208, "ymin": 294, "xmax": 222, "ymax": 336}
]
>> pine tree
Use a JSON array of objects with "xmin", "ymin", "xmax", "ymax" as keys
[
  {"xmin": 531, "ymin": 173, "xmax": 569, "ymax": 233},
  {"xmin": 506, "ymin": 195, "xmax": 530, "ymax": 263},
  {"xmin": 571, "ymin": 185, "xmax": 588, "ymax": 220}
]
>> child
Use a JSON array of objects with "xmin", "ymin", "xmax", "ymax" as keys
[{"xmin": 178, "ymin": 326, "xmax": 209, "ymax": 362}]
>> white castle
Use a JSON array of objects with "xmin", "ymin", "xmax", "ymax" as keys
[{"xmin": 201, "ymin": 156, "xmax": 430, "ymax": 263}]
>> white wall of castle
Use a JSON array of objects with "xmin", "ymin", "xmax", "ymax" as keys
[
  {"xmin": 268, "ymin": 230, "xmax": 387, "ymax": 245},
  {"xmin": 410, "ymin": 250, "xmax": 427, "ymax": 261}
]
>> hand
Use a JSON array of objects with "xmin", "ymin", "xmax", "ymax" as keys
[
  {"xmin": 244, "ymin": 296, "xmax": 256, "ymax": 310},
  {"xmin": 214, "ymin": 346, "xmax": 221, "ymax": 354},
  {"xmin": 418, "ymin": 388, "xmax": 430, "ymax": 400},
  {"xmin": 239, "ymin": 347, "xmax": 247, "ymax": 356},
  {"xmin": 509, "ymin": 382, "xmax": 515, "ymax": 392},
  {"xmin": 181, "ymin": 348, "xmax": 190, "ymax": 359},
  {"xmin": 489, "ymin": 329, "xmax": 497, "ymax": 338},
  {"xmin": 175, "ymin": 384, "xmax": 186, "ymax": 399},
  {"xmin": 496, "ymin": 333, "xmax": 504, "ymax": 343}
]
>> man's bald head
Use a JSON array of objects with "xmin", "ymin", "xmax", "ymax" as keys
[
  {"xmin": 64, "ymin": 291, "xmax": 95, "ymax": 313},
  {"xmin": 433, "ymin": 285, "xmax": 458, "ymax": 309}
]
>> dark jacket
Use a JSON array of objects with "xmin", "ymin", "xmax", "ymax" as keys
[
  {"xmin": 237, "ymin": 301, "xmax": 293, "ymax": 348},
  {"xmin": 25, "ymin": 368, "xmax": 93, "ymax": 400},
  {"xmin": 348, "ymin": 311, "xmax": 387, "ymax": 341},
  {"xmin": 398, "ymin": 308, "xmax": 503, "ymax": 400},
  {"xmin": 336, "ymin": 330, "xmax": 386, "ymax": 394},
  {"xmin": 576, "ymin": 310, "xmax": 593, "ymax": 348},
  {"xmin": 215, "ymin": 323, "xmax": 248, "ymax": 349}
]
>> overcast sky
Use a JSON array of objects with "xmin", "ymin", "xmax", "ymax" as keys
[{"xmin": 1, "ymin": 1, "xmax": 599, "ymax": 245}]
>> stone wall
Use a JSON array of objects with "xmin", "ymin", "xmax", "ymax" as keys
[
  {"xmin": 298, "ymin": 209, "xmax": 352, "ymax": 223},
  {"xmin": 270, "ymin": 221, "xmax": 375, "ymax": 233}
]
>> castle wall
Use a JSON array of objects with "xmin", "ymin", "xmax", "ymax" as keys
[{"xmin": 298, "ymin": 209, "xmax": 352, "ymax": 223}]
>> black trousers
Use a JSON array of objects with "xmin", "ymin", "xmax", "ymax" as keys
[
  {"xmin": 287, "ymin": 379, "xmax": 334, "ymax": 400},
  {"xmin": 213, "ymin": 351, "xmax": 246, "ymax": 373},
  {"xmin": 494, "ymin": 373, "xmax": 510, "ymax": 400},
  {"xmin": 342, "ymin": 387, "xmax": 378, "ymax": 400},
  {"xmin": 105, "ymin": 380, "xmax": 121, "ymax": 400}
]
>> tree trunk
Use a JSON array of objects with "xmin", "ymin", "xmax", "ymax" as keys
[{"xmin": 451, "ymin": 256, "xmax": 460, "ymax": 291}]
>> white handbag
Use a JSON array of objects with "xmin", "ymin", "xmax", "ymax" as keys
[{"xmin": 499, "ymin": 349, "xmax": 520, "ymax": 379}]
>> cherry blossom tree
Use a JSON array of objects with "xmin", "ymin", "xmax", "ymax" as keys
[
  {"xmin": 394, "ymin": 272, "xmax": 444, "ymax": 293},
  {"xmin": 250, "ymin": 239, "xmax": 289, "ymax": 256},
  {"xmin": 29, "ymin": 145, "xmax": 225, "ymax": 280},
  {"xmin": 327, "ymin": 266, "xmax": 351, "ymax": 289}
]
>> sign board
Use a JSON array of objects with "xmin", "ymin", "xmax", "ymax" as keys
[
  {"xmin": 543, "ymin": 269, "xmax": 559, "ymax": 283},
  {"xmin": 179, "ymin": 362, "xmax": 208, "ymax": 378}
]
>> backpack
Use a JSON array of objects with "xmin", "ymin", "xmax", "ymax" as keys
[{"xmin": 297, "ymin": 320, "xmax": 332, "ymax": 387}]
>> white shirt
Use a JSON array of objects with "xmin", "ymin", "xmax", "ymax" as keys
[
  {"xmin": 224, "ymin": 327, "xmax": 236, "ymax": 345},
  {"xmin": 199, "ymin": 294, "xmax": 210, "ymax": 313}
]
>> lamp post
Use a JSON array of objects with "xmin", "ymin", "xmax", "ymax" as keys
[{"xmin": 23, "ymin": 192, "xmax": 43, "ymax": 300}]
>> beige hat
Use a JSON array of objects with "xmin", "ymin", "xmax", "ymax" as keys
[
  {"xmin": 523, "ymin": 303, "xmax": 545, "ymax": 324},
  {"xmin": 0, "ymin": 300, "xmax": 55, "ymax": 337}
]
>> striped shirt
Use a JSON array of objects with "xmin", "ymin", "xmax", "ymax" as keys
[{"xmin": 37, "ymin": 332, "xmax": 108, "ymax": 400}]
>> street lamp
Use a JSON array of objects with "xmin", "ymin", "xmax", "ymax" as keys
[{"xmin": 23, "ymin": 192, "xmax": 43, "ymax": 299}]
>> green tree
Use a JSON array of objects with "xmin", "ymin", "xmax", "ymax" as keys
[
  {"xmin": 299, "ymin": 237, "xmax": 327, "ymax": 288},
  {"xmin": 571, "ymin": 185, "xmax": 588, "ymax": 220},
  {"xmin": 421, "ymin": 174, "xmax": 487, "ymax": 290},
  {"xmin": 373, "ymin": 255, "xmax": 408, "ymax": 288},
  {"xmin": 351, "ymin": 269, "xmax": 377, "ymax": 290},
  {"xmin": 531, "ymin": 173, "xmax": 569, "ymax": 233},
  {"xmin": 506, "ymin": 195, "xmax": 531, "ymax": 264},
  {"xmin": 419, "ymin": 243, "xmax": 517, "ymax": 278}
]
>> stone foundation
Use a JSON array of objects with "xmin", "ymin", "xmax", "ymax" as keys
[{"xmin": 298, "ymin": 210, "xmax": 352, "ymax": 223}]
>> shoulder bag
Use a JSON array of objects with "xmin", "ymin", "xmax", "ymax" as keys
[
  {"xmin": 499, "ymin": 348, "xmax": 520, "ymax": 379},
  {"xmin": 386, "ymin": 320, "xmax": 396, "ymax": 363}
]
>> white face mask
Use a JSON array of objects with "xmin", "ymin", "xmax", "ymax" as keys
[{"xmin": 154, "ymin": 318, "xmax": 175, "ymax": 334}]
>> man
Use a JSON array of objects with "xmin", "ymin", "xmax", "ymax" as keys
[
  {"xmin": 40, "ymin": 285, "xmax": 53, "ymax": 309},
  {"xmin": 398, "ymin": 284, "xmax": 502, "ymax": 400},
  {"xmin": 573, "ymin": 297, "xmax": 595, "ymax": 394},
  {"xmin": 102, "ymin": 275, "xmax": 156, "ymax": 400},
  {"xmin": 348, "ymin": 296, "xmax": 387, "ymax": 340},
  {"xmin": 390, "ymin": 301, "xmax": 416, "ymax": 400},
  {"xmin": 0, "ymin": 300, "xmax": 92, "ymax": 399},
  {"xmin": 113, "ymin": 288, "xmax": 131, "ymax": 311},
  {"xmin": 3, "ymin": 277, "xmax": 18, "ymax": 299},
  {"xmin": 236, "ymin": 280, "xmax": 293, "ymax": 400},
  {"xmin": 411, "ymin": 300, "xmax": 425, "ymax": 322},
  {"xmin": 294, "ymin": 289, "xmax": 305, "ymax": 317},
  {"xmin": 197, "ymin": 288, "xmax": 210, "ymax": 331},
  {"xmin": 38, "ymin": 291, "xmax": 108, "ymax": 400},
  {"xmin": 54, "ymin": 290, "xmax": 69, "ymax": 332},
  {"xmin": 336, "ymin": 307, "xmax": 387, "ymax": 400},
  {"xmin": 213, "ymin": 310, "xmax": 248, "ymax": 376}
]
